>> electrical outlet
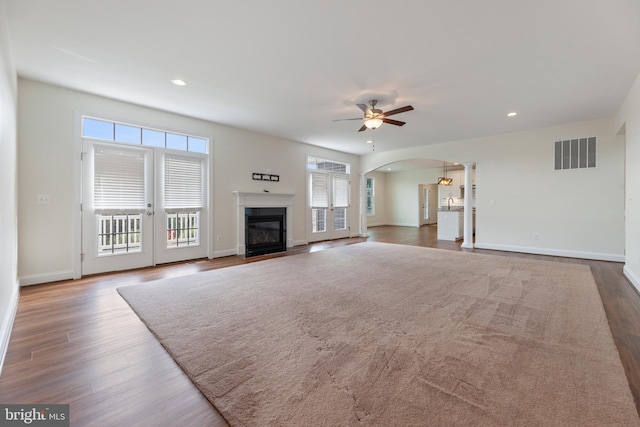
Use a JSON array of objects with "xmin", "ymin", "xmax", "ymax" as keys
[
  {"xmin": 533, "ymin": 233, "xmax": 540, "ymax": 240},
  {"xmin": 216, "ymin": 235, "xmax": 222, "ymax": 241},
  {"xmin": 37, "ymin": 194, "xmax": 50, "ymax": 205}
]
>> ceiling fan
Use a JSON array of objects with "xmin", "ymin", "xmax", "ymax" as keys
[{"xmin": 334, "ymin": 99, "xmax": 414, "ymax": 132}]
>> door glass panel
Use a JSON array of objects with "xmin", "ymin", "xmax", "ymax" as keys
[
  {"xmin": 423, "ymin": 188, "xmax": 429, "ymax": 220},
  {"xmin": 97, "ymin": 214, "xmax": 142, "ymax": 256},
  {"xmin": 166, "ymin": 211, "xmax": 200, "ymax": 248},
  {"xmin": 312, "ymin": 208, "xmax": 326, "ymax": 233},
  {"xmin": 334, "ymin": 208, "xmax": 347, "ymax": 230}
]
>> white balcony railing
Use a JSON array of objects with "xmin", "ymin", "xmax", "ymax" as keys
[
  {"xmin": 166, "ymin": 211, "xmax": 200, "ymax": 248},
  {"xmin": 97, "ymin": 211, "xmax": 200, "ymax": 256},
  {"xmin": 98, "ymin": 214, "xmax": 142, "ymax": 256}
]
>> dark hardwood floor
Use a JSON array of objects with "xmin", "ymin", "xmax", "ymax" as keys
[{"xmin": 1, "ymin": 225, "xmax": 639, "ymax": 425}]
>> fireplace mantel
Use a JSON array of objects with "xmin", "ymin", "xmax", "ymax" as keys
[{"xmin": 233, "ymin": 191, "xmax": 294, "ymax": 255}]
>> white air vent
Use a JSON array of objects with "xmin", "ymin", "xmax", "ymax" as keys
[{"xmin": 554, "ymin": 137, "xmax": 596, "ymax": 170}]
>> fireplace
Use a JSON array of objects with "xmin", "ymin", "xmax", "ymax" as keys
[
  {"xmin": 233, "ymin": 192, "xmax": 294, "ymax": 257},
  {"xmin": 245, "ymin": 207, "xmax": 286, "ymax": 257}
]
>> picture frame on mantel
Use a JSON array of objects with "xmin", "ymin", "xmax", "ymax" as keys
[{"xmin": 252, "ymin": 173, "xmax": 279, "ymax": 182}]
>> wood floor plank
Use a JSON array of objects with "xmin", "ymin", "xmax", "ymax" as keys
[{"xmin": 1, "ymin": 225, "xmax": 639, "ymax": 426}]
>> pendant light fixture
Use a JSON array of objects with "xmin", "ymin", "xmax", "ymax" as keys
[{"xmin": 437, "ymin": 162, "xmax": 453, "ymax": 186}]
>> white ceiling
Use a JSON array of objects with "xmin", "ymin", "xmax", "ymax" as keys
[{"xmin": 4, "ymin": 0, "xmax": 640, "ymax": 156}]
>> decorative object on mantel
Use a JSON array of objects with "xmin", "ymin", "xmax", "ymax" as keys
[
  {"xmin": 252, "ymin": 173, "xmax": 280, "ymax": 182},
  {"xmin": 437, "ymin": 162, "xmax": 453, "ymax": 186}
]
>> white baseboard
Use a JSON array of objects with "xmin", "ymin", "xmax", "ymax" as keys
[
  {"xmin": 0, "ymin": 283, "xmax": 19, "ymax": 375},
  {"xmin": 387, "ymin": 222, "xmax": 419, "ymax": 228},
  {"xmin": 293, "ymin": 240, "xmax": 307, "ymax": 247},
  {"xmin": 212, "ymin": 249, "xmax": 238, "ymax": 258},
  {"xmin": 624, "ymin": 265, "xmax": 640, "ymax": 294},
  {"xmin": 473, "ymin": 242, "xmax": 625, "ymax": 262},
  {"xmin": 366, "ymin": 222, "xmax": 386, "ymax": 228},
  {"xmin": 19, "ymin": 270, "xmax": 74, "ymax": 287}
]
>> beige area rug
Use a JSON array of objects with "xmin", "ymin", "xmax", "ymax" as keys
[{"xmin": 118, "ymin": 242, "xmax": 639, "ymax": 426}]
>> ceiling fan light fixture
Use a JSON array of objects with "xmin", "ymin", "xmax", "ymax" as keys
[{"xmin": 364, "ymin": 117, "xmax": 383, "ymax": 129}]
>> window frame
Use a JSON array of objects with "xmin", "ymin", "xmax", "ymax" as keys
[
  {"xmin": 82, "ymin": 116, "xmax": 208, "ymax": 154},
  {"xmin": 366, "ymin": 177, "xmax": 375, "ymax": 216}
]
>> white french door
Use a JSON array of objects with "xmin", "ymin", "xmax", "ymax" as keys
[
  {"xmin": 82, "ymin": 141, "xmax": 154, "ymax": 275},
  {"xmin": 154, "ymin": 150, "xmax": 208, "ymax": 265},
  {"xmin": 308, "ymin": 172, "xmax": 350, "ymax": 242},
  {"xmin": 81, "ymin": 140, "xmax": 208, "ymax": 275}
]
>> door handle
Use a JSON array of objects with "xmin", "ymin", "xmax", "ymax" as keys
[{"xmin": 147, "ymin": 212, "xmax": 154, "ymax": 216}]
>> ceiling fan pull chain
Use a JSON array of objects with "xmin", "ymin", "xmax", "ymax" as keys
[{"xmin": 372, "ymin": 129, "xmax": 375, "ymax": 151}]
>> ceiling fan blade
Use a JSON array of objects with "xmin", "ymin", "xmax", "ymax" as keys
[
  {"xmin": 382, "ymin": 118, "xmax": 406, "ymax": 126},
  {"xmin": 333, "ymin": 117, "xmax": 365, "ymax": 121},
  {"xmin": 383, "ymin": 105, "xmax": 414, "ymax": 117},
  {"xmin": 357, "ymin": 103, "xmax": 372, "ymax": 116},
  {"xmin": 358, "ymin": 124, "xmax": 367, "ymax": 132}
]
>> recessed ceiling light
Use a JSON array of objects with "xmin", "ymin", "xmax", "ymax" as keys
[
  {"xmin": 367, "ymin": 140, "xmax": 373, "ymax": 144},
  {"xmin": 387, "ymin": 168, "xmax": 391, "ymax": 171},
  {"xmin": 171, "ymin": 79, "xmax": 187, "ymax": 86},
  {"xmin": 507, "ymin": 112, "xmax": 517, "ymax": 117}
]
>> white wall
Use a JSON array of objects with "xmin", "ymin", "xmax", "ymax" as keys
[
  {"xmin": 616, "ymin": 71, "xmax": 640, "ymax": 290},
  {"xmin": 385, "ymin": 168, "xmax": 442, "ymax": 227},
  {"xmin": 17, "ymin": 79, "xmax": 360, "ymax": 284},
  {"xmin": 0, "ymin": 0, "xmax": 19, "ymax": 373},
  {"xmin": 361, "ymin": 118, "xmax": 625, "ymax": 261}
]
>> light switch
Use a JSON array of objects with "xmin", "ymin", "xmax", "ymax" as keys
[{"xmin": 37, "ymin": 194, "xmax": 50, "ymax": 205}]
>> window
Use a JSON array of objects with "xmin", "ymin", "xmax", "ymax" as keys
[
  {"xmin": 83, "ymin": 117, "xmax": 208, "ymax": 154},
  {"xmin": 366, "ymin": 178, "xmax": 375, "ymax": 215},
  {"xmin": 310, "ymin": 172, "xmax": 328, "ymax": 233},
  {"xmin": 164, "ymin": 154, "xmax": 204, "ymax": 248},
  {"xmin": 93, "ymin": 146, "xmax": 146, "ymax": 256},
  {"xmin": 333, "ymin": 175, "xmax": 349, "ymax": 230},
  {"xmin": 307, "ymin": 156, "xmax": 350, "ymax": 174},
  {"xmin": 554, "ymin": 137, "xmax": 596, "ymax": 170},
  {"xmin": 97, "ymin": 214, "xmax": 142, "ymax": 255}
]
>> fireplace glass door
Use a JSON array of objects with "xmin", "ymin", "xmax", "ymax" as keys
[{"xmin": 245, "ymin": 208, "xmax": 286, "ymax": 257}]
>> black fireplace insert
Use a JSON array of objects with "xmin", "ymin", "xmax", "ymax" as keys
[{"xmin": 245, "ymin": 207, "xmax": 286, "ymax": 257}]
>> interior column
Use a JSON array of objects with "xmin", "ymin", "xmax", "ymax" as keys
[{"xmin": 461, "ymin": 162, "xmax": 475, "ymax": 248}]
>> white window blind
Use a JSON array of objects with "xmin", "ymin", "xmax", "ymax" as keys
[
  {"xmin": 310, "ymin": 173, "xmax": 328, "ymax": 208},
  {"xmin": 94, "ymin": 147, "xmax": 145, "ymax": 213},
  {"xmin": 333, "ymin": 175, "xmax": 349, "ymax": 207},
  {"xmin": 165, "ymin": 154, "xmax": 203, "ymax": 211}
]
